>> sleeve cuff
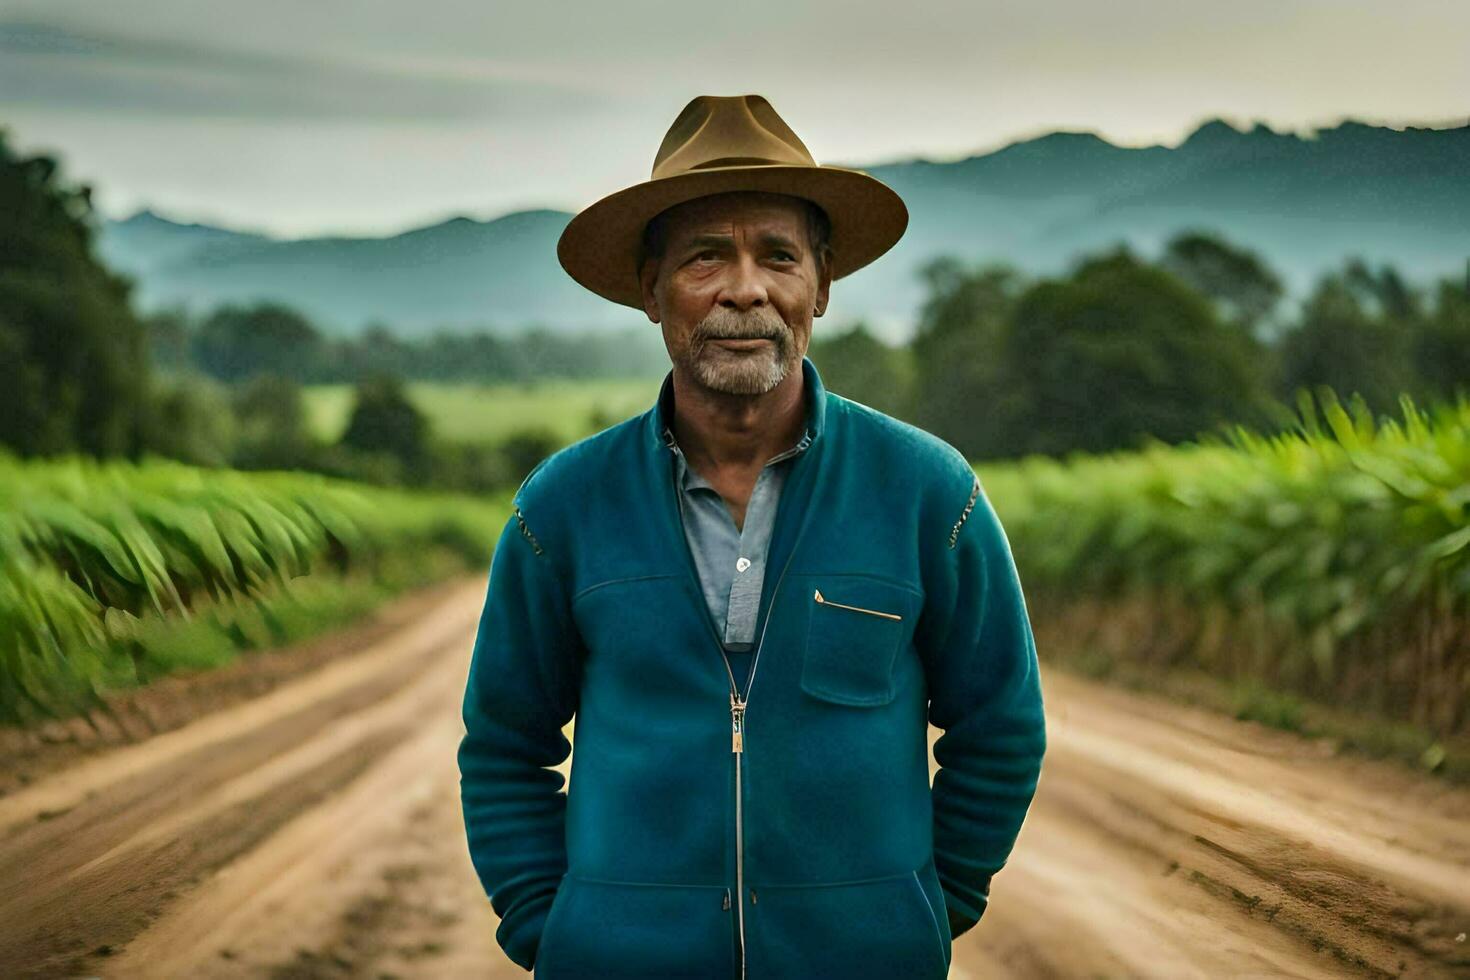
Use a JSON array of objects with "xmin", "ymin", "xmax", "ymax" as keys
[
  {"xmin": 947, "ymin": 900, "xmax": 984, "ymax": 939},
  {"xmin": 943, "ymin": 876, "xmax": 990, "ymax": 939},
  {"xmin": 496, "ymin": 890, "xmax": 557, "ymax": 972}
]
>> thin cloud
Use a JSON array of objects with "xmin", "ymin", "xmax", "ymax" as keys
[{"xmin": 0, "ymin": 19, "xmax": 607, "ymax": 120}]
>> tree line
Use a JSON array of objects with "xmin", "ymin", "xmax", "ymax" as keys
[
  {"xmin": 146, "ymin": 308, "xmax": 665, "ymax": 385},
  {"xmin": 4, "ymin": 126, "xmax": 1467, "ymax": 488},
  {"xmin": 811, "ymin": 240, "xmax": 1470, "ymax": 462}
]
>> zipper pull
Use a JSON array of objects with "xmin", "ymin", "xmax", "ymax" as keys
[
  {"xmin": 731, "ymin": 693, "xmax": 746, "ymax": 754},
  {"xmin": 723, "ymin": 889, "xmax": 732, "ymax": 911}
]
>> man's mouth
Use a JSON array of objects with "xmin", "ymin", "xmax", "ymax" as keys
[{"xmin": 710, "ymin": 337, "xmax": 774, "ymax": 350}]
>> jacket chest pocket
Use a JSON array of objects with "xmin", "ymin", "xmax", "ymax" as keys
[{"xmin": 800, "ymin": 576, "xmax": 920, "ymax": 707}]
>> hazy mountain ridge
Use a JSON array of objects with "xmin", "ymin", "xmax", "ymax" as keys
[{"xmin": 99, "ymin": 116, "xmax": 1470, "ymax": 340}]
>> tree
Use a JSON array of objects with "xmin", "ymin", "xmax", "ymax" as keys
[
  {"xmin": 231, "ymin": 373, "xmax": 316, "ymax": 470},
  {"xmin": 1159, "ymin": 231, "xmax": 1285, "ymax": 340},
  {"xmin": 1006, "ymin": 246, "xmax": 1272, "ymax": 456},
  {"xmin": 192, "ymin": 302, "xmax": 324, "ymax": 382},
  {"xmin": 1412, "ymin": 272, "xmax": 1470, "ymax": 404},
  {"xmin": 1278, "ymin": 268, "xmax": 1417, "ymax": 415},
  {"xmin": 136, "ymin": 371, "xmax": 237, "ymax": 467},
  {"xmin": 808, "ymin": 321, "xmax": 914, "ymax": 419},
  {"xmin": 144, "ymin": 306, "xmax": 195, "ymax": 371},
  {"xmin": 497, "ymin": 427, "xmax": 561, "ymax": 486},
  {"xmin": 1340, "ymin": 258, "xmax": 1421, "ymax": 321},
  {"xmin": 339, "ymin": 322, "xmax": 412, "ymax": 382},
  {"xmin": 908, "ymin": 257, "xmax": 1028, "ymax": 460},
  {"xmin": 339, "ymin": 372, "xmax": 429, "ymax": 474},
  {"xmin": 0, "ymin": 128, "xmax": 151, "ymax": 457}
]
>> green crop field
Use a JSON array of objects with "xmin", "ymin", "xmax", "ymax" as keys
[
  {"xmin": 982, "ymin": 388, "xmax": 1470, "ymax": 751},
  {"xmin": 303, "ymin": 378, "xmax": 662, "ymax": 446},
  {"xmin": 0, "ymin": 452, "xmax": 511, "ymax": 725},
  {"xmin": 7, "ymin": 387, "xmax": 1466, "ymax": 770}
]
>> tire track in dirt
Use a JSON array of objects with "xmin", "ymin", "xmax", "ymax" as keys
[
  {"xmin": 105, "ymin": 643, "xmax": 513, "ymax": 979},
  {"xmin": 957, "ymin": 672, "xmax": 1470, "ymax": 979},
  {"xmin": 0, "ymin": 580, "xmax": 489, "ymax": 979}
]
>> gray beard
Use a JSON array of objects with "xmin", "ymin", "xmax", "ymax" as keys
[{"xmin": 682, "ymin": 306, "xmax": 798, "ymax": 396}]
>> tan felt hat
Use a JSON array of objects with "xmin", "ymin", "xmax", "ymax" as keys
[{"xmin": 556, "ymin": 93, "xmax": 909, "ymax": 310}]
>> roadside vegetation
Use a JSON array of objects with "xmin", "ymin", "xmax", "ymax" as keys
[
  {"xmin": 983, "ymin": 388, "xmax": 1470, "ymax": 778},
  {"xmin": 0, "ymin": 452, "xmax": 507, "ymax": 725}
]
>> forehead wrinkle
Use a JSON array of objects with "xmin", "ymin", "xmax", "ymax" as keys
[
  {"xmin": 679, "ymin": 230, "xmax": 799, "ymax": 252},
  {"xmin": 757, "ymin": 231, "xmax": 800, "ymax": 249},
  {"xmin": 684, "ymin": 233, "xmax": 735, "ymax": 249}
]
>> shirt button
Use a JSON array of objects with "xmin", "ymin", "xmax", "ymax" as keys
[{"xmin": 736, "ymin": 557, "xmax": 751, "ymax": 572}]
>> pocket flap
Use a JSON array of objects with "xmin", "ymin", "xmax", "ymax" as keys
[{"xmin": 800, "ymin": 577, "xmax": 919, "ymax": 707}]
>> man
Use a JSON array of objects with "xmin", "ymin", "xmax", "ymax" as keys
[{"xmin": 459, "ymin": 94, "xmax": 1046, "ymax": 979}]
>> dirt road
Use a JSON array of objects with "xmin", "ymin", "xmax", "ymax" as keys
[{"xmin": 1, "ymin": 576, "xmax": 1467, "ymax": 978}]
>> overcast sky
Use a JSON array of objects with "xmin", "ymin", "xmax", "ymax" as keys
[{"xmin": 3, "ymin": 0, "xmax": 1467, "ymax": 238}]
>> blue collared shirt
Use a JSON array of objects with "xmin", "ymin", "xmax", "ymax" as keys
[{"xmin": 658, "ymin": 379, "xmax": 814, "ymax": 665}]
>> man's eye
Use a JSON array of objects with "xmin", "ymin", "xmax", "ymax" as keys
[{"xmin": 773, "ymin": 251, "xmax": 796, "ymax": 262}]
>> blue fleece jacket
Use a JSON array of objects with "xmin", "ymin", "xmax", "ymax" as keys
[{"xmin": 458, "ymin": 355, "xmax": 1047, "ymax": 978}]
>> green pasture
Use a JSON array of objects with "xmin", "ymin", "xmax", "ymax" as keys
[{"xmin": 304, "ymin": 378, "xmax": 662, "ymax": 445}]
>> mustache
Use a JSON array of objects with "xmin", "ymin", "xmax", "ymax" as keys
[{"xmin": 694, "ymin": 307, "xmax": 789, "ymax": 341}]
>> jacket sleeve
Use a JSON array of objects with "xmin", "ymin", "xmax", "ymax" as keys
[
  {"xmin": 458, "ymin": 505, "xmax": 584, "ymax": 972},
  {"xmin": 919, "ymin": 469, "xmax": 1047, "ymax": 938}
]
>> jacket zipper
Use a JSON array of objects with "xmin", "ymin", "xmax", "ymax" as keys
[
  {"xmin": 728, "ymin": 539, "xmax": 800, "ymax": 980},
  {"xmin": 670, "ymin": 474, "xmax": 754, "ymax": 977},
  {"xmin": 812, "ymin": 588, "xmax": 903, "ymax": 620},
  {"xmin": 730, "ymin": 688, "xmax": 747, "ymax": 977},
  {"xmin": 668, "ymin": 438, "xmax": 816, "ymax": 980}
]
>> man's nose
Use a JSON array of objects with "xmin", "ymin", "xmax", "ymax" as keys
[{"xmin": 718, "ymin": 253, "xmax": 769, "ymax": 310}]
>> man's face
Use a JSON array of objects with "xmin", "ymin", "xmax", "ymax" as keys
[{"xmin": 638, "ymin": 191, "xmax": 832, "ymax": 396}]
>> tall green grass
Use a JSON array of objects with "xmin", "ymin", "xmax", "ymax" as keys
[
  {"xmin": 0, "ymin": 451, "xmax": 508, "ymax": 725},
  {"xmin": 983, "ymin": 388, "xmax": 1470, "ymax": 739}
]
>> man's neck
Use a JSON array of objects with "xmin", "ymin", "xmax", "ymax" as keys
[{"xmin": 669, "ymin": 366, "xmax": 807, "ymax": 474}]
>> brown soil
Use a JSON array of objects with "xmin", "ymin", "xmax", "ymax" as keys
[
  {"xmin": 0, "ymin": 576, "xmax": 468, "ymax": 799},
  {"xmin": 0, "ymin": 577, "xmax": 1466, "ymax": 978}
]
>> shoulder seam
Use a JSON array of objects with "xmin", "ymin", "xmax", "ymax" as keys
[
  {"xmin": 512, "ymin": 504, "xmax": 544, "ymax": 556},
  {"xmin": 511, "ymin": 458, "xmax": 553, "ymax": 557},
  {"xmin": 948, "ymin": 473, "xmax": 981, "ymax": 549}
]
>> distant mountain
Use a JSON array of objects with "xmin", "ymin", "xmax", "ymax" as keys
[
  {"xmin": 100, "ymin": 208, "xmax": 272, "ymax": 273},
  {"xmin": 99, "ymin": 207, "xmax": 623, "ymax": 336},
  {"xmin": 99, "ymin": 117, "xmax": 1470, "ymax": 341}
]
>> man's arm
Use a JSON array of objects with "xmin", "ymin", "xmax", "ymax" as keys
[
  {"xmin": 920, "ymin": 470, "xmax": 1047, "ymax": 938},
  {"xmin": 458, "ymin": 507, "xmax": 583, "ymax": 971}
]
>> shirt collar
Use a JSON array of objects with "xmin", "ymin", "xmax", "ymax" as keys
[
  {"xmin": 646, "ymin": 353, "xmax": 827, "ymax": 458},
  {"xmin": 666, "ymin": 426, "xmax": 812, "ymax": 492}
]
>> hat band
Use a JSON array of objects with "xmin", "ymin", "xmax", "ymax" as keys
[{"xmin": 680, "ymin": 156, "xmax": 810, "ymax": 172}]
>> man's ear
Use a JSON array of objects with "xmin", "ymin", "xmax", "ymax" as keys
[
  {"xmin": 638, "ymin": 257, "xmax": 661, "ymax": 324},
  {"xmin": 813, "ymin": 249, "xmax": 833, "ymax": 317}
]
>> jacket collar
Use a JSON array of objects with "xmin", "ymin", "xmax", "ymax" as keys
[
  {"xmin": 644, "ymin": 353, "xmax": 828, "ymax": 455},
  {"xmin": 641, "ymin": 353, "xmax": 834, "ymax": 693}
]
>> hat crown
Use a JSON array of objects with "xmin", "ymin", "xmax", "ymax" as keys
[
  {"xmin": 651, "ymin": 94, "xmax": 817, "ymax": 180},
  {"xmin": 556, "ymin": 91, "xmax": 908, "ymax": 309}
]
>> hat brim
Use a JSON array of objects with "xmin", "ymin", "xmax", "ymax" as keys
[{"xmin": 556, "ymin": 164, "xmax": 908, "ymax": 310}]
